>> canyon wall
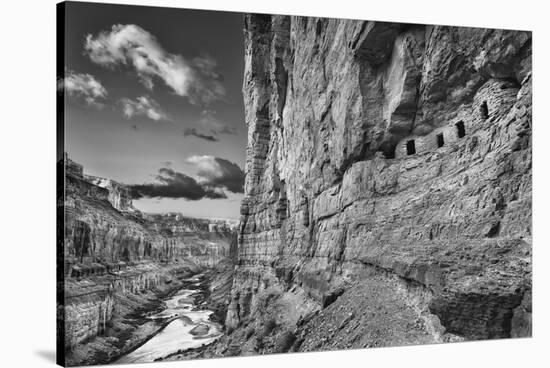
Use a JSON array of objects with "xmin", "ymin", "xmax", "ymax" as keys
[
  {"xmin": 142, "ymin": 213, "xmax": 238, "ymax": 267},
  {"xmin": 59, "ymin": 156, "xmax": 238, "ymax": 356},
  {"xmin": 62, "ymin": 155, "xmax": 237, "ymax": 273},
  {"xmin": 226, "ymin": 15, "xmax": 531, "ymax": 351},
  {"xmin": 63, "ymin": 263, "xmax": 184, "ymax": 349}
]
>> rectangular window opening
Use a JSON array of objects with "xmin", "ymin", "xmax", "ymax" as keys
[
  {"xmin": 456, "ymin": 121, "xmax": 466, "ymax": 139},
  {"xmin": 406, "ymin": 140, "xmax": 416, "ymax": 155},
  {"xmin": 437, "ymin": 133, "xmax": 444, "ymax": 148},
  {"xmin": 480, "ymin": 101, "xmax": 489, "ymax": 120}
]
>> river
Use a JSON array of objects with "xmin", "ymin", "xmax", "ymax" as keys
[{"xmin": 116, "ymin": 274, "xmax": 223, "ymax": 364}]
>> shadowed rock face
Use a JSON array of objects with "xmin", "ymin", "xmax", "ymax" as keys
[{"xmin": 226, "ymin": 15, "xmax": 531, "ymax": 350}]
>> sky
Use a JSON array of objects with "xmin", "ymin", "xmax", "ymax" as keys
[{"xmin": 61, "ymin": 2, "xmax": 247, "ymax": 220}]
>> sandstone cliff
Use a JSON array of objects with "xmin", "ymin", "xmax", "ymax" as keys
[{"xmin": 225, "ymin": 15, "xmax": 531, "ymax": 353}]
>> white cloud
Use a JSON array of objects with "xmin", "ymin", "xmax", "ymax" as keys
[
  {"xmin": 185, "ymin": 155, "xmax": 244, "ymax": 193},
  {"xmin": 186, "ymin": 155, "xmax": 221, "ymax": 179},
  {"xmin": 84, "ymin": 24, "xmax": 225, "ymax": 105},
  {"xmin": 120, "ymin": 96, "xmax": 169, "ymax": 121},
  {"xmin": 59, "ymin": 69, "xmax": 107, "ymax": 108}
]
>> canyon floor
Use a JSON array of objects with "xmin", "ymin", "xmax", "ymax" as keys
[{"xmin": 64, "ymin": 264, "xmax": 225, "ymax": 366}]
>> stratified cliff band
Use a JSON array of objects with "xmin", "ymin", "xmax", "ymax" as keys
[
  {"xmin": 223, "ymin": 16, "xmax": 531, "ymax": 354},
  {"xmin": 58, "ymin": 155, "xmax": 238, "ymax": 365}
]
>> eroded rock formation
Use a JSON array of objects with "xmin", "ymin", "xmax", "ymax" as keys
[
  {"xmin": 225, "ymin": 15, "xmax": 531, "ymax": 353},
  {"xmin": 59, "ymin": 156, "xmax": 238, "ymax": 363},
  {"xmin": 62, "ymin": 155, "xmax": 237, "ymax": 272}
]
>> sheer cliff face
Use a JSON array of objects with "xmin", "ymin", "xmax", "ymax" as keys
[{"xmin": 228, "ymin": 15, "xmax": 531, "ymax": 343}]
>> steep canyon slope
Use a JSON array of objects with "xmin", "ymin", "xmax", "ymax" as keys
[
  {"xmin": 224, "ymin": 15, "xmax": 531, "ymax": 354},
  {"xmin": 58, "ymin": 156, "xmax": 237, "ymax": 364}
]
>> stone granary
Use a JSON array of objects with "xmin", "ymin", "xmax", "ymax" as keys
[{"xmin": 394, "ymin": 79, "xmax": 523, "ymax": 158}]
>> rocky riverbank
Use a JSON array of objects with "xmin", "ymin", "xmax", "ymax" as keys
[
  {"xmin": 114, "ymin": 273, "xmax": 223, "ymax": 364},
  {"xmin": 154, "ymin": 260, "xmax": 236, "ymax": 362},
  {"xmin": 64, "ymin": 261, "xmax": 236, "ymax": 366},
  {"xmin": 64, "ymin": 263, "xmax": 197, "ymax": 366}
]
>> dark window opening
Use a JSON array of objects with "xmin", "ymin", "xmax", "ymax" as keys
[
  {"xmin": 437, "ymin": 133, "xmax": 444, "ymax": 148},
  {"xmin": 406, "ymin": 140, "xmax": 416, "ymax": 155},
  {"xmin": 480, "ymin": 101, "xmax": 489, "ymax": 120},
  {"xmin": 456, "ymin": 121, "xmax": 466, "ymax": 139},
  {"xmin": 122, "ymin": 248, "xmax": 130, "ymax": 262}
]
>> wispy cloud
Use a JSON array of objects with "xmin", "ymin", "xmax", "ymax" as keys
[
  {"xmin": 84, "ymin": 24, "xmax": 225, "ymax": 105},
  {"xmin": 58, "ymin": 69, "xmax": 107, "ymax": 108},
  {"xmin": 183, "ymin": 110, "xmax": 237, "ymax": 142},
  {"xmin": 183, "ymin": 128, "xmax": 219, "ymax": 142},
  {"xmin": 200, "ymin": 109, "xmax": 237, "ymax": 136},
  {"xmin": 120, "ymin": 96, "xmax": 169, "ymax": 121}
]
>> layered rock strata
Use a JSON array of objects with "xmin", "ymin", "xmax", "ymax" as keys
[
  {"xmin": 226, "ymin": 15, "xmax": 531, "ymax": 352},
  {"xmin": 62, "ymin": 156, "xmax": 237, "ymax": 274},
  {"xmin": 59, "ymin": 157, "xmax": 238, "ymax": 362},
  {"xmin": 63, "ymin": 262, "xmax": 189, "ymax": 349},
  {"xmin": 63, "ymin": 263, "xmax": 200, "ymax": 366}
]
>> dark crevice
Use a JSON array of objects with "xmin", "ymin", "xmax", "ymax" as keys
[
  {"xmin": 486, "ymin": 221, "xmax": 500, "ymax": 238},
  {"xmin": 351, "ymin": 21, "xmax": 368, "ymax": 51},
  {"xmin": 315, "ymin": 19, "xmax": 323, "ymax": 36}
]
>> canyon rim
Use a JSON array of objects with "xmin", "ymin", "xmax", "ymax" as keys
[{"xmin": 57, "ymin": 2, "xmax": 532, "ymax": 366}]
